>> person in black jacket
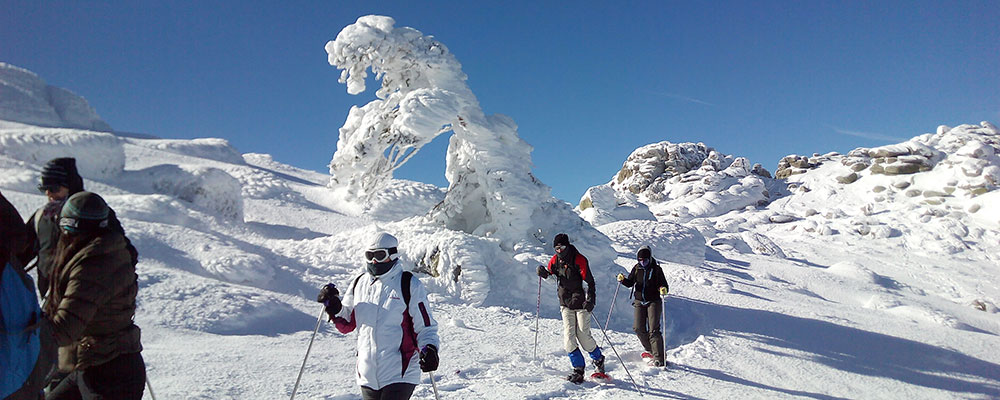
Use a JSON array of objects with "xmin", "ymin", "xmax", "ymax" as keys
[
  {"xmin": 537, "ymin": 233, "xmax": 605, "ymax": 383},
  {"xmin": 15, "ymin": 158, "xmax": 139, "ymax": 395},
  {"xmin": 616, "ymin": 245, "xmax": 669, "ymax": 367},
  {"xmin": 17, "ymin": 158, "xmax": 137, "ymax": 297}
]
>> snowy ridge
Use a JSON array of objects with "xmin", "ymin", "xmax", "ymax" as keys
[{"xmin": 0, "ymin": 62, "xmax": 111, "ymax": 131}]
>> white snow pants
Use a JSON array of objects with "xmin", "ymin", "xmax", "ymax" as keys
[{"xmin": 560, "ymin": 307, "xmax": 598, "ymax": 353}]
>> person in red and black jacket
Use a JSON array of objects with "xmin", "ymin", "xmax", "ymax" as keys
[{"xmin": 537, "ymin": 233, "xmax": 605, "ymax": 384}]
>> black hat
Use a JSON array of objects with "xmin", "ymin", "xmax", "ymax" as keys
[
  {"xmin": 553, "ymin": 233, "xmax": 570, "ymax": 248},
  {"xmin": 38, "ymin": 158, "xmax": 84, "ymax": 194},
  {"xmin": 59, "ymin": 191, "xmax": 109, "ymax": 233},
  {"xmin": 637, "ymin": 246, "xmax": 651, "ymax": 260}
]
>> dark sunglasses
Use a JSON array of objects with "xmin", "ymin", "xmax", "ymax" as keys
[
  {"xmin": 554, "ymin": 245, "xmax": 566, "ymax": 252},
  {"xmin": 38, "ymin": 184, "xmax": 62, "ymax": 193},
  {"xmin": 365, "ymin": 248, "xmax": 397, "ymax": 263}
]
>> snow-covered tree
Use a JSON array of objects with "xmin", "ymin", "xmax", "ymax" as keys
[{"xmin": 326, "ymin": 15, "xmax": 578, "ymax": 249}]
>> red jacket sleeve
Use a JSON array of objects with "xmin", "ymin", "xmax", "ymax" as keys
[{"xmin": 576, "ymin": 254, "xmax": 590, "ymax": 281}]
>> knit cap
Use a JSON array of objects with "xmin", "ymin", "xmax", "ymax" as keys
[
  {"xmin": 59, "ymin": 191, "xmax": 110, "ymax": 233},
  {"xmin": 553, "ymin": 233, "xmax": 570, "ymax": 248},
  {"xmin": 38, "ymin": 157, "xmax": 84, "ymax": 194}
]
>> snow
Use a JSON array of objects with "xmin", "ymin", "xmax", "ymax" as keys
[
  {"xmin": 326, "ymin": 16, "xmax": 600, "ymax": 257},
  {"xmin": 0, "ymin": 62, "xmax": 111, "ymax": 131},
  {"xmin": 3, "ymin": 23, "xmax": 1000, "ymax": 400}
]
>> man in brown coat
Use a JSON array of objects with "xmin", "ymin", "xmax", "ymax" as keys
[
  {"xmin": 18, "ymin": 157, "xmax": 137, "ymax": 296},
  {"xmin": 44, "ymin": 191, "xmax": 145, "ymax": 400}
]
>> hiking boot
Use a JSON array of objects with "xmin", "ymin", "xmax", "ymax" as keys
[
  {"xmin": 593, "ymin": 356, "xmax": 605, "ymax": 374},
  {"xmin": 640, "ymin": 352, "xmax": 653, "ymax": 360},
  {"xmin": 566, "ymin": 367, "xmax": 585, "ymax": 384}
]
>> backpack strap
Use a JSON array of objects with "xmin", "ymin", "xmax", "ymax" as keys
[
  {"xmin": 400, "ymin": 271, "xmax": 421, "ymax": 351},
  {"xmin": 348, "ymin": 271, "xmax": 412, "ymax": 307},
  {"xmin": 349, "ymin": 273, "xmax": 364, "ymax": 296},
  {"xmin": 401, "ymin": 271, "xmax": 413, "ymax": 308}
]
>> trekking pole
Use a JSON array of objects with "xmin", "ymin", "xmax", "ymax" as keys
[
  {"xmin": 290, "ymin": 306, "xmax": 326, "ymax": 400},
  {"xmin": 661, "ymin": 294, "xmax": 668, "ymax": 365},
  {"xmin": 145, "ymin": 378, "xmax": 158, "ymax": 400},
  {"xmin": 428, "ymin": 371, "xmax": 441, "ymax": 400},
  {"xmin": 533, "ymin": 275, "xmax": 541, "ymax": 361},
  {"xmin": 591, "ymin": 313, "xmax": 644, "ymax": 397},
  {"xmin": 601, "ymin": 283, "xmax": 622, "ymax": 347}
]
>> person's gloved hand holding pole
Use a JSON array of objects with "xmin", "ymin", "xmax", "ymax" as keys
[
  {"xmin": 316, "ymin": 283, "xmax": 342, "ymax": 317},
  {"xmin": 420, "ymin": 344, "xmax": 439, "ymax": 372}
]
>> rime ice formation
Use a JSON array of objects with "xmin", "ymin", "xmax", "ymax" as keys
[
  {"xmin": 325, "ymin": 16, "xmax": 601, "ymax": 251},
  {"xmin": 0, "ymin": 63, "xmax": 112, "ymax": 131}
]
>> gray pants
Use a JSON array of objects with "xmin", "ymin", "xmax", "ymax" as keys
[
  {"xmin": 634, "ymin": 301, "xmax": 664, "ymax": 363},
  {"xmin": 360, "ymin": 383, "xmax": 416, "ymax": 400}
]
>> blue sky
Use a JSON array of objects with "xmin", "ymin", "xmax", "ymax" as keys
[{"xmin": 2, "ymin": 1, "xmax": 998, "ymax": 202}]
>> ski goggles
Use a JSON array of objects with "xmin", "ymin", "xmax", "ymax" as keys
[
  {"xmin": 554, "ymin": 245, "xmax": 567, "ymax": 252},
  {"xmin": 59, "ymin": 217, "xmax": 108, "ymax": 233},
  {"xmin": 364, "ymin": 248, "xmax": 397, "ymax": 263}
]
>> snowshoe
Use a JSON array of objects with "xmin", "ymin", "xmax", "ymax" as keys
[
  {"xmin": 566, "ymin": 367, "xmax": 585, "ymax": 384},
  {"xmin": 590, "ymin": 372, "xmax": 612, "ymax": 383},
  {"xmin": 593, "ymin": 355, "xmax": 606, "ymax": 374}
]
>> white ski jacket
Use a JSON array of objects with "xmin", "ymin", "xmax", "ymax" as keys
[{"xmin": 333, "ymin": 261, "xmax": 440, "ymax": 390}]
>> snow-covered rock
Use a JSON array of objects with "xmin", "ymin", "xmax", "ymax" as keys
[
  {"xmin": 577, "ymin": 184, "xmax": 655, "ymax": 226},
  {"xmin": 591, "ymin": 141, "xmax": 773, "ymax": 223},
  {"xmin": 0, "ymin": 63, "xmax": 111, "ymax": 131},
  {"xmin": 766, "ymin": 122, "xmax": 1000, "ymax": 257}
]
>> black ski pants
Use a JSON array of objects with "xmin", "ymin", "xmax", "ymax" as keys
[
  {"xmin": 360, "ymin": 383, "xmax": 416, "ymax": 400},
  {"xmin": 633, "ymin": 301, "xmax": 664, "ymax": 363},
  {"xmin": 47, "ymin": 352, "xmax": 146, "ymax": 400}
]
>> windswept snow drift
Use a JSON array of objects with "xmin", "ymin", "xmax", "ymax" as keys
[{"xmin": 0, "ymin": 62, "xmax": 111, "ymax": 131}]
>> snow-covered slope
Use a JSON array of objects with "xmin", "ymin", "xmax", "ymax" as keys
[{"xmin": 3, "ymin": 119, "xmax": 999, "ymax": 399}]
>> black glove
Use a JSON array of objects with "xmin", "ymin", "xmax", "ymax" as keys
[
  {"xmin": 537, "ymin": 265, "xmax": 550, "ymax": 279},
  {"xmin": 585, "ymin": 298, "xmax": 595, "ymax": 312},
  {"xmin": 419, "ymin": 344, "xmax": 439, "ymax": 372},
  {"xmin": 317, "ymin": 283, "xmax": 342, "ymax": 316}
]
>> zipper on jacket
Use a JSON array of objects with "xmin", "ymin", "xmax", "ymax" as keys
[{"xmin": 370, "ymin": 278, "xmax": 380, "ymax": 389}]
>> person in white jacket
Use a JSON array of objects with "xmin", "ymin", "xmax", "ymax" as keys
[{"xmin": 317, "ymin": 232, "xmax": 440, "ymax": 400}]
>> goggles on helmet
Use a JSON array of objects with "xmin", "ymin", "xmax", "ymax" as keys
[{"xmin": 365, "ymin": 248, "xmax": 397, "ymax": 263}]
